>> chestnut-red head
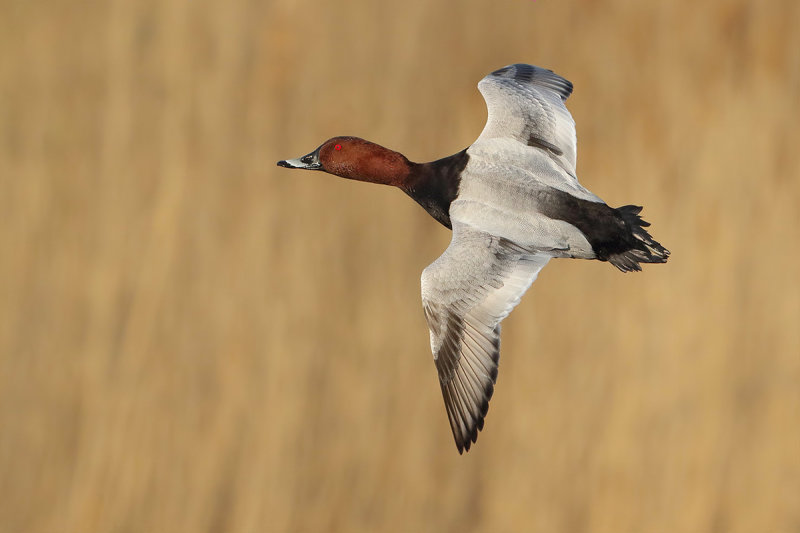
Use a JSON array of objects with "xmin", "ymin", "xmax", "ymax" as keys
[{"xmin": 277, "ymin": 137, "xmax": 412, "ymax": 187}]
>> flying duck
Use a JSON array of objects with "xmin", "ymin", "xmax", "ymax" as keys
[{"xmin": 277, "ymin": 64, "xmax": 670, "ymax": 453}]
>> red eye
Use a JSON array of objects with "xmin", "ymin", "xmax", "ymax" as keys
[{"xmin": 334, "ymin": 144, "xmax": 342, "ymax": 151}]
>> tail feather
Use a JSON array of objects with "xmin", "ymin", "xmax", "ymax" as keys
[{"xmin": 608, "ymin": 205, "xmax": 670, "ymax": 273}]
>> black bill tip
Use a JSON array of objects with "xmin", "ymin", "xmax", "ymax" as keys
[{"xmin": 275, "ymin": 149, "xmax": 323, "ymax": 170}]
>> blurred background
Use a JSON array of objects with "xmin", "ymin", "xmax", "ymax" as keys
[{"xmin": 1, "ymin": 0, "xmax": 799, "ymax": 531}]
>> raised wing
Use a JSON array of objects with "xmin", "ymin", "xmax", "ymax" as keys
[
  {"xmin": 476, "ymin": 64, "xmax": 578, "ymax": 177},
  {"xmin": 421, "ymin": 223, "xmax": 550, "ymax": 453}
]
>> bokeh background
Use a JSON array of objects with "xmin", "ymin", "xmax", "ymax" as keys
[{"xmin": 2, "ymin": 0, "xmax": 799, "ymax": 531}]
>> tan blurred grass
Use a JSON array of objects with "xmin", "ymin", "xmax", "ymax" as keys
[{"xmin": 1, "ymin": 0, "xmax": 799, "ymax": 532}]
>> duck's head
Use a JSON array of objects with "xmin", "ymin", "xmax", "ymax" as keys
[{"xmin": 278, "ymin": 136, "xmax": 411, "ymax": 186}]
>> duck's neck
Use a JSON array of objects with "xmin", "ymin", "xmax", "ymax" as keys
[
  {"xmin": 333, "ymin": 142, "xmax": 413, "ymax": 187},
  {"xmin": 333, "ymin": 141, "xmax": 469, "ymax": 229},
  {"xmin": 403, "ymin": 149, "xmax": 469, "ymax": 229}
]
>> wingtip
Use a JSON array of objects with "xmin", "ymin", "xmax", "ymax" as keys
[
  {"xmin": 452, "ymin": 416, "xmax": 485, "ymax": 454},
  {"xmin": 488, "ymin": 63, "xmax": 574, "ymax": 101},
  {"xmin": 461, "ymin": 437, "xmax": 473, "ymax": 454}
]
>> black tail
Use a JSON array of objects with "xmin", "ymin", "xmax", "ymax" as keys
[{"xmin": 607, "ymin": 205, "xmax": 670, "ymax": 273}]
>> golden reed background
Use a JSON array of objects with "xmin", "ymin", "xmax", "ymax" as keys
[{"xmin": 1, "ymin": 0, "xmax": 799, "ymax": 531}]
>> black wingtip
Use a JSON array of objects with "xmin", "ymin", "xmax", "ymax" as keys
[
  {"xmin": 490, "ymin": 64, "xmax": 574, "ymax": 101},
  {"xmin": 462, "ymin": 436, "xmax": 474, "ymax": 454}
]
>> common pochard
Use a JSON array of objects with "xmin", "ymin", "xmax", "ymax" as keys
[{"xmin": 278, "ymin": 64, "xmax": 669, "ymax": 453}]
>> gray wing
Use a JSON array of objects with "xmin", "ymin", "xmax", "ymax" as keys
[
  {"xmin": 476, "ymin": 64, "xmax": 578, "ymax": 177},
  {"xmin": 421, "ymin": 222, "xmax": 550, "ymax": 453}
]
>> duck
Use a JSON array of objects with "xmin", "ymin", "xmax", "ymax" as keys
[{"xmin": 277, "ymin": 64, "xmax": 669, "ymax": 454}]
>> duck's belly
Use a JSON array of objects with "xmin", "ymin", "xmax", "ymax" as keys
[{"xmin": 451, "ymin": 176, "xmax": 596, "ymax": 258}]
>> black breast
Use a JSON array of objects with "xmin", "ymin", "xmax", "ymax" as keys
[{"xmin": 403, "ymin": 150, "xmax": 469, "ymax": 229}]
